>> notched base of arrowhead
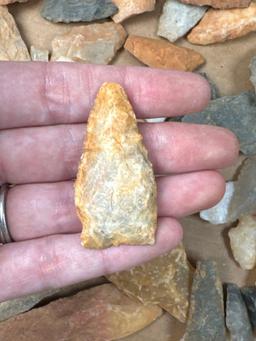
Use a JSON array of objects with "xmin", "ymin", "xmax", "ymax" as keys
[{"xmin": 75, "ymin": 83, "xmax": 157, "ymax": 249}]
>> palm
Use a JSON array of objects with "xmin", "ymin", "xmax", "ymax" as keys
[{"xmin": 0, "ymin": 62, "xmax": 238, "ymax": 302}]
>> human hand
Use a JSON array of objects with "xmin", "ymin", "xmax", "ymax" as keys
[{"xmin": 0, "ymin": 62, "xmax": 239, "ymax": 302}]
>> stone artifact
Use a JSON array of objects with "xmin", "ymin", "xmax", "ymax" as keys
[
  {"xmin": 75, "ymin": 83, "xmax": 157, "ymax": 249},
  {"xmin": 124, "ymin": 35, "xmax": 205, "ymax": 71},
  {"xmin": 241, "ymin": 286, "xmax": 256, "ymax": 330},
  {"xmin": 108, "ymin": 244, "xmax": 193, "ymax": 323},
  {"xmin": 41, "ymin": 0, "xmax": 118, "ymax": 23},
  {"xmin": 200, "ymin": 182, "xmax": 235, "ymax": 225},
  {"xmin": 249, "ymin": 56, "xmax": 256, "ymax": 92},
  {"xmin": 229, "ymin": 215, "xmax": 256, "ymax": 270},
  {"xmin": 0, "ymin": 6, "xmax": 30, "ymax": 61},
  {"xmin": 157, "ymin": 0, "xmax": 207, "ymax": 43},
  {"xmin": 188, "ymin": 3, "xmax": 256, "ymax": 45},
  {"xmin": 183, "ymin": 92, "xmax": 256, "ymax": 156},
  {"xmin": 30, "ymin": 46, "xmax": 49, "ymax": 62},
  {"xmin": 0, "ymin": 284, "xmax": 162, "ymax": 341},
  {"xmin": 180, "ymin": 0, "xmax": 251, "ymax": 9},
  {"xmin": 112, "ymin": 0, "xmax": 155, "ymax": 23},
  {"xmin": 226, "ymin": 283, "xmax": 254, "ymax": 341},
  {"xmin": 51, "ymin": 22, "xmax": 126, "ymax": 64},
  {"xmin": 183, "ymin": 260, "xmax": 225, "ymax": 341}
]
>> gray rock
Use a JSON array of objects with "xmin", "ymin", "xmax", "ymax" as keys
[
  {"xmin": 157, "ymin": 0, "xmax": 207, "ymax": 43},
  {"xmin": 41, "ymin": 0, "xmax": 118, "ymax": 23},
  {"xmin": 197, "ymin": 72, "xmax": 220, "ymax": 100},
  {"xmin": 182, "ymin": 91, "xmax": 256, "ymax": 156},
  {"xmin": 183, "ymin": 260, "xmax": 226, "ymax": 341},
  {"xmin": 241, "ymin": 286, "xmax": 256, "ymax": 330},
  {"xmin": 226, "ymin": 283, "xmax": 254, "ymax": 341},
  {"xmin": 249, "ymin": 56, "xmax": 256, "ymax": 92}
]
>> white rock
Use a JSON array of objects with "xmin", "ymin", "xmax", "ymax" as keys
[
  {"xmin": 157, "ymin": 0, "xmax": 207, "ymax": 43},
  {"xmin": 30, "ymin": 46, "xmax": 49, "ymax": 62}
]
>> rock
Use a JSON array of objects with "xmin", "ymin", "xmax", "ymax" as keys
[
  {"xmin": 0, "ymin": 284, "xmax": 162, "ymax": 341},
  {"xmin": 124, "ymin": 35, "xmax": 205, "ymax": 71},
  {"xmin": 229, "ymin": 216, "xmax": 256, "ymax": 270},
  {"xmin": 241, "ymin": 286, "xmax": 256, "ymax": 330},
  {"xmin": 0, "ymin": 0, "xmax": 28, "ymax": 4},
  {"xmin": 200, "ymin": 182, "xmax": 235, "ymax": 225},
  {"xmin": 75, "ymin": 83, "xmax": 157, "ymax": 249},
  {"xmin": 249, "ymin": 56, "xmax": 256, "ymax": 92},
  {"xmin": 183, "ymin": 260, "xmax": 226, "ymax": 341},
  {"xmin": 51, "ymin": 22, "xmax": 127, "ymax": 64},
  {"xmin": 182, "ymin": 92, "xmax": 256, "ymax": 155},
  {"xmin": 197, "ymin": 72, "xmax": 220, "ymax": 100},
  {"xmin": 180, "ymin": 0, "xmax": 251, "ymax": 9},
  {"xmin": 0, "ymin": 6, "xmax": 30, "ymax": 61},
  {"xmin": 200, "ymin": 159, "xmax": 256, "ymax": 224},
  {"xmin": 157, "ymin": 0, "xmax": 207, "ymax": 43},
  {"xmin": 41, "ymin": 0, "xmax": 118, "ymax": 23},
  {"xmin": 112, "ymin": 0, "xmax": 156, "ymax": 23},
  {"xmin": 226, "ymin": 283, "xmax": 254, "ymax": 341},
  {"xmin": 188, "ymin": 3, "xmax": 256, "ymax": 45},
  {"xmin": 30, "ymin": 45, "xmax": 49, "ymax": 62},
  {"xmin": 108, "ymin": 244, "xmax": 193, "ymax": 323}
]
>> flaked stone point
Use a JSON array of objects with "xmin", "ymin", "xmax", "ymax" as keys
[
  {"xmin": 75, "ymin": 83, "xmax": 157, "ymax": 249},
  {"xmin": 112, "ymin": 0, "xmax": 156, "ymax": 23},
  {"xmin": 180, "ymin": 0, "xmax": 251, "ymax": 9},
  {"xmin": 188, "ymin": 3, "xmax": 256, "ymax": 45}
]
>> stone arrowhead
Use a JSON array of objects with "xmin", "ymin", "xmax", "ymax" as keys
[
  {"xmin": 124, "ymin": 35, "xmax": 205, "ymax": 71},
  {"xmin": 180, "ymin": 0, "xmax": 251, "ymax": 9},
  {"xmin": 51, "ymin": 22, "xmax": 127, "ymax": 64},
  {"xmin": 41, "ymin": 0, "xmax": 118, "ymax": 23},
  {"xmin": 108, "ymin": 244, "xmax": 193, "ymax": 323},
  {"xmin": 182, "ymin": 92, "xmax": 256, "ymax": 156},
  {"xmin": 0, "ymin": 284, "xmax": 162, "ymax": 341},
  {"xmin": 183, "ymin": 260, "xmax": 226, "ymax": 341},
  {"xmin": 75, "ymin": 83, "xmax": 157, "ymax": 249},
  {"xmin": 0, "ymin": 6, "xmax": 30, "ymax": 61},
  {"xmin": 157, "ymin": 0, "xmax": 207, "ymax": 43},
  {"xmin": 249, "ymin": 56, "xmax": 256, "ymax": 92},
  {"xmin": 30, "ymin": 46, "xmax": 49, "ymax": 62},
  {"xmin": 226, "ymin": 283, "xmax": 254, "ymax": 341},
  {"xmin": 241, "ymin": 287, "xmax": 256, "ymax": 331},
  {"xmin": 112, "ymin": 0, "xmax": 156, "ymax": 23},
  {"xmin": 188, "ymin": 3, "xmax": 256, "ymax": 45},
  {"xmin": 229, "ymin": 215, "xmax": 256, "ymax": 270}
]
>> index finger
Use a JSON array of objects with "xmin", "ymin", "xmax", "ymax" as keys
[{"xmin": 0, "ymin": 62, "xmax": 210, "ymax": 129}]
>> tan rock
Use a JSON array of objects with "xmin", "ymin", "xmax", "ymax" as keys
[
  {"xmin": 51, "ymin": 22, "xmax": 126, "ymax": 64},
  {"xmin": 0, "ymin": 0, "xmax": 27, "ymax": 4},
  {"xmin": 180, "ymin": 0, "xmax": 251, "ymax": 9},
  {"xmin": 188, "ymin": 3, "xmax": 256, "ymax": 45},
  {"xmin": 0, "ymin": 6, "xmax": 30, "ymax": 61},
  {"xmin": 112, "ymin": 0, "xmax": 155, "ymax": 23},
  {"xmin": 75, "ymin": 83, "xmax": 157, "ymax": 249},
  {"xmin": 0, "ymin": 284, "xmax": 162, "ymax": 341},
  {"xmin": 124, "ymin": 35, "xmax": 205, "ymax": 71},
  {"xmin": 229, "ymin": 215, "xmax": 256, "ymax": 270},
  {"xmin": 108, "ymin": 244, "xmax": 193, "ymax": 323},
  {"xmin": 30, "ymin": 45, "xmax": 49, "ymax": 61}
]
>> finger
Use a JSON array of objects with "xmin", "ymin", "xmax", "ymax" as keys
[
  {"xmin": 0, "ymin": 62, "xmax": 210, "ymax": 130},
  {"xmin": 0, "ymin": 218, "xmax": 182, "ymax": 302},
  {"xmin": 0, "ymin": 122, "xmax": 239, "ymax": 184},
  {"xmin": 7, "ymin": 171, "xmax": 224, "ymax": 241}
]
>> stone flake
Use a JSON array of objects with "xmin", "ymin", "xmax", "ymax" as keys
[
  {"xmin": 112, "ymin": 0, "xmax": 156, "ymax": 23},
  {"xmin": 75, "ymin": 83, "xmax": 157, "ymax": 249},
  {"xmin": 108, "ymin": 244, "xmax": 193, "ymax": 323}
]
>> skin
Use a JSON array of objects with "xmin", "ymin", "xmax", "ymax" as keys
[{"xmin": 0, "ymin": 62, "xmax": 239, "ymax": 302}]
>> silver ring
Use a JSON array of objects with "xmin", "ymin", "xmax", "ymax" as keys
[{"xmin": 0, "ymin": 184, "xmax": 12, "ymax": 244}]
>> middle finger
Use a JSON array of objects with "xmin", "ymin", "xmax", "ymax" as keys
[{"xmin": 0, "ymin": 122, "xmax": 238, "ymax": 184}]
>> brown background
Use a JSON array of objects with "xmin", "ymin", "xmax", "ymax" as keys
[{"xmin": 9, "ymin": 1, "xmax": 256, "ymax": 339}]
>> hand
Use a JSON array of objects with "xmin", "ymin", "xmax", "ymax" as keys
[{"xmin": 0, "ymin": 62, "xmax": 238, "ymax": 302}]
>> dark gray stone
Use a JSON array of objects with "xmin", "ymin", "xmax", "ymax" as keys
[
  {"xmin": 241, "ymin": 286, "xmax": 256, "ymax": 330},
  {"xmin": 182, "ymin": 91, "xmax": 256, "ymax": 156},
  {"xmin": 41, "ymin": 0, "xmax": 118, "ymax": 23},
  {"xmin": 226, "ymin": 283, "xmax": 253, "ymax": 341},
  {"xmin": 183, "ymin": 260, "xmax": 226, "ymax": 341}
]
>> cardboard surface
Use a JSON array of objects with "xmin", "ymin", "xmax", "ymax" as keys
[{"xmin": 8, "ymin": 1, "xmax": 256, "ymax": 340}]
